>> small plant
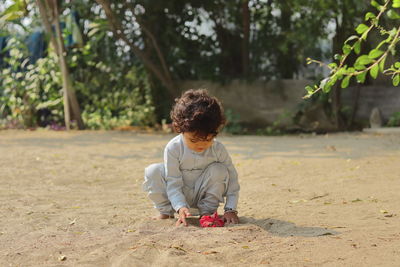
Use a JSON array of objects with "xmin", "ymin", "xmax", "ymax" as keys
[
  {"xmin": 387, "ymin": 111, "xmax": 400, "ymax": 126},
  {"xmin": 257, "ymin": 110, "xmax": 291, "ymax": 135},
  {"xmin": 223, "ymin": 109, "xmax": 243, "ymax": 134}
]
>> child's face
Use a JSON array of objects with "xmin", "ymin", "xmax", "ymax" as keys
[{"xmin": 183, "ymin": 132, "xmax": 214, "ymax": 153}]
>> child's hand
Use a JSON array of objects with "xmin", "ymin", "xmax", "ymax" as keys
[
  {"xmin": 223, "ymin": 211, "xmax": 239, "ymax": 224},
  {"xmin": 176, "ymin": 207, "xmax": 191, "ymax": 226}
]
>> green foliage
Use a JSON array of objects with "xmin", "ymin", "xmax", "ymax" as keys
[
  {"xmin": 0, "ymin": 37, "xmax": 63, "ymax": 128},
  {"xmin": 306, "ymin": 0, "xmax": 400, "ymax": 98},
  {"xmin": 0, "ymin": 0, "xmax": 27, "ymax": 22},
  {"xmin": 67, "ymin": 42, "xmax": 156, "ymax": 130},
  {"xmin": 0, "ymin": 1, "xmax": 156, "ymax": 130},
  {"xmin": 223, "ymin": 109, "xmax": 243, "ymax": 134},
  {"xmin": 387, "ymin": 111, "xmax": 400, "ymax": 126},
  {"xmin": 95, "ymin": 0, "xmax": 351, "ymax": 81},
  {"xmin": 0, "ymin": 35, "xmax": 156, "ymax": 130}
]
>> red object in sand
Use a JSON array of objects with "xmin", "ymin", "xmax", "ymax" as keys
[{"xmin": 199, "ymin": 212, "xmax": 225, "ymax": 227}]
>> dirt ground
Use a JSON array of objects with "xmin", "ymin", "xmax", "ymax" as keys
[{"xmin": 1, "ymin": 130, "xmax": 399, "ymax": 266}]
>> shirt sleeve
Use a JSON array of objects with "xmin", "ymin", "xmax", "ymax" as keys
[
  {"xmin": 217, "ymin": 143, "xmax": 240, "ymax": 210},
  {"xmin": 164, "ymin": 143, "xmax": 188, "ymax": 212}
]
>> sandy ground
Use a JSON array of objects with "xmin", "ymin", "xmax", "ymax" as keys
[{"xmin": 1, "ymin": 130, "xmax": 399, "ymax": 266}]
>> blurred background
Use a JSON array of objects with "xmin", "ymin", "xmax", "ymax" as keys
[{"xmin": 1, "ymin": 0, "xmax": 399, "ymax": 133}]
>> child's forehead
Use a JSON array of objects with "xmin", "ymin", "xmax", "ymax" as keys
[{"xmin": 185, "ymin": 132, "xmax": 215, "ymax": 141}]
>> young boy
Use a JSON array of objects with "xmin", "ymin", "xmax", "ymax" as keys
[{"xmin": 143, "ymin": 89, "xmax": 240, "ymax": 226}]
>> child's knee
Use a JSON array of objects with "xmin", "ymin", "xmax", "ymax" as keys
[
  {"xmin": 145, "ymin": 163, "xmax": 163, "ymax": 176},
  {"xmin": 143, "ymin": 163, "xmax": 165, "ymax": 192},
  {"xmin": 207, "ymin": 163, "xmax": 228, "ymax": 183}
]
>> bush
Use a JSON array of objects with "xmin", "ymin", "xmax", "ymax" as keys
[
  {"xmin": 0, "ymin": 37, "xmax": 64, "ymax": 129},
  {"xmin": 387, "ymin": 112, "xmax": 400, "ymax": 127},
  {"xmin": 0, "ymin": 38, "xmax": 156, "ymax": 130}
]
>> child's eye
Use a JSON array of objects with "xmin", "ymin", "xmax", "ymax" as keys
[{"xmin": 190, "ymin": 139, "xmax": 198, "ymax": 143}]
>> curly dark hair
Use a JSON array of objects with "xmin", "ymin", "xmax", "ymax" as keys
[{"xmin": 170, "ymin": 89, "xmax": 226, "ymax": 139}]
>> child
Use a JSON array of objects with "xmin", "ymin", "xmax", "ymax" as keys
[{"xmin": 143, "ymin": 89, "xmax": 240, "ymax": 226}]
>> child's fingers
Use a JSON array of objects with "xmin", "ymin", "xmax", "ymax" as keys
[
  {"xmin": 175, "ymin": 218, "xmax": 183, "ymax": 226},
  {"xmin": 175, "ymin": 217, "xmax": 188, "ymax": 227}
]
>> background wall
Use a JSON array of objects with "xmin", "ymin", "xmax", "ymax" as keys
[
  {"xmin": 343, "ymin": 85, "xmax": 400, "ymax": 124},
  {"xmin": 181, "ymin": 80, "xmax": 400, "ymax": 129},
  {"xmin": 180, "ymin": 80, "xmax": 310, "ymax": 128}
]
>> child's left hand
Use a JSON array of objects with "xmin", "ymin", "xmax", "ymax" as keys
[{"xmin": 223, "ymin": 212, "xmax": 239, "ymax": 224}]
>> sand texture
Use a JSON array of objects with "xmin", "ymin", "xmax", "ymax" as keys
[{"xmin": 1, "ymin": 130, "xmax": 399, "ymax": 266}]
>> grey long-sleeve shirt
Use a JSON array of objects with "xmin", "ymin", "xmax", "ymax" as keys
[{"xmin": 164, "ymin": 134, "xmax": 240, "ymax": 212}]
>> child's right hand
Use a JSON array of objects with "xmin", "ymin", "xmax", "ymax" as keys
[{"xmin": 176, "ymin": 207, "xmax": 191, "ymax": 226}]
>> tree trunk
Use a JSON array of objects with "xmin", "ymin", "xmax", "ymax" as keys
[
  {"xmin": 136, "ymin": 17, "xmax": 173, "ymax": 85},
  {"xmin": 331, "ymin": 84, "xmax": 344, "ymax": 130},
  {"xmin": 52, "ymin": 0, "xmax": 84, "ymax": 129},
  {"xmin": 36, "ymin": 0, "xmax": 84, "ymax": 130},
  {"xmin": 241, "ymin": 0, "xmax": 250, "ymax": 77},
  {"xmin": 348, "ymin": 84, "xmax": 361, "ymax": 129},
  {"xmin": 277, "ymin": 1, "xmax": 296, "ymax": 79},
  {"xmin": 331, "ymin": 3, "xmax": 349, "ymax": 130}
]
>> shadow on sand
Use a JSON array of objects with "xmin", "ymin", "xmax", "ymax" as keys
[
  {"xmin": 183, "ymin": 215, "xmax": 339, "ymax": 237},
  {"xmin": 240, "ymin": 216, "xmax": 339, "ymax": 237}
]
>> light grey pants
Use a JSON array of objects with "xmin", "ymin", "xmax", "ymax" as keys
[{"xmin": 143, "ymin": 163, "xmax": 229, "ymax": 215}]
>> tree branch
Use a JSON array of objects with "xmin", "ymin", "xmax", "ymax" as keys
[{"xmin": 95, "ymin": 0, "xmax": 176, "ymax": 95}]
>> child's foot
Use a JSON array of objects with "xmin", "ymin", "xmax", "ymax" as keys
[{"xmin": 152, "ymin": 214, "xmax": 174, "ymax": 220}]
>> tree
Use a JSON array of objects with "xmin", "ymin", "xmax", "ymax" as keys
[
  {"xmin": 36, "ymin": 0, "xmax": 84, "ymax": 130},
  {"xmin": 1, "ymin": 0, "xmax": 84, "ymax": 129},
  {"xmin": 94, "ymin": 0, "xmax": 176, "ymax": 97}
]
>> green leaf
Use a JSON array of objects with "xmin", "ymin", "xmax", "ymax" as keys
[
  {"xmin": 342, "ymin": 44, "xmax": 351, "ymax": 55},
  {"xmin": 389, "ymin": 28, "xmax": 397, "ymax": 38},
  {"xmin": 356, "ymin": 55, "xmax": 374, "ymax": 65},
  {"xmin": 356, "ymin": 24, "xmax": 369, "ymax": 34},
  {"xmin": 356, "ymin": 72, "xmax": 367, "ymax": 83},
  {"xmin": 387, "ymin": 9, "xmax": 400, "ymax": 19},
  {"xmin": 328, "ymin": 63, "xmax": 338, "ymax": 69},
  {"xmin": 393, "ymin": 0, "xmax": 400, "ymax": 8},
  {"xmin": 305, "ymin": 86, "xmax": 313, "ymax": 93},
  {"xmin": 365, "ymin": 12, "xmax": 376, "ymax": 21},
  {"xmin": 393, "ymin": 74, "xmax": 400, "ymax": 86},
  {"xmin": 379, "ymin": 57, "xmax": 386, "ymax": 72},
  {"xmin": 1, "ymin": 0, "xmax": 27, "ymax": 21},
  {"xmin": 355, "ymin": 64, "xmax": 366, "ymax": 71},
  {"xmin": 334, "ymin": 54, "xmax": 342, "ymax": 60},
  {"xmin": 395, "ymin": 62, "xmax": 400, "ymax": 68},
  {"xmin": 371, "ymin": 0, "xmax": 382, "ymax": 10},
  {"xmin": 370, "ymin": 64, "xmax": 379, "ymax": 79},
  {"xmin": 336, "ymin": 67, "xmax": 346, "ymax": 80},
  {"xmin": 376, "ymin": 39, "xmax": 389, "ymax": 50},
  {"xmin": 320, "ymin": 77, "xmax": 329, "ymax": 89},
  {"xmin": 345, "ymin": 35, "xmax": 359, "ymax": 44},
  {"xmin": 341, "ymin": 76, "xmax": 351, "ymax": 88},
  {"xmin": 320, "ymin": 78, "xmax": 332, "ymax": 93},
  {"xmin": 368, "ymin": 49, "xmax": 384, "ymax": 59},
  {"xmin": 354, "ymin": 40, "xmax": 361, "ymax": 55}
]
